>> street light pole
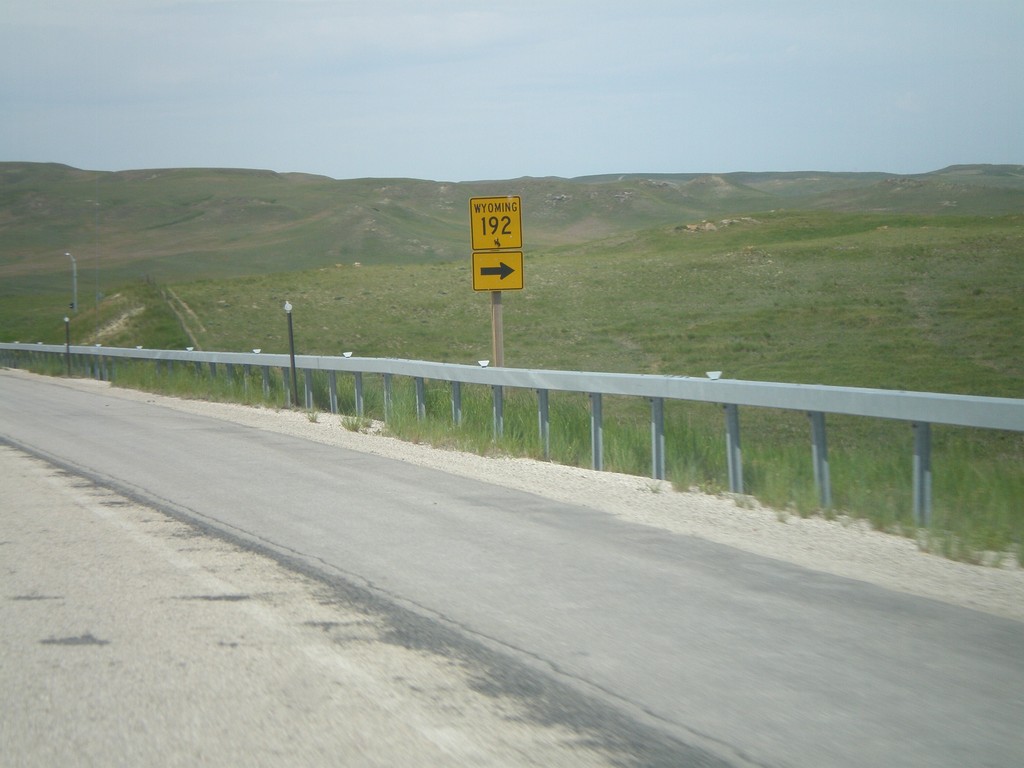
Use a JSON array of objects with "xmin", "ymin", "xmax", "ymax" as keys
[
  {"xmin": 66, "ymin": 252, "xmax": 77, "ymax": 313},
  {"xmin": 284, "ymin": 301, "xmax": 299, "ymax": 407}
]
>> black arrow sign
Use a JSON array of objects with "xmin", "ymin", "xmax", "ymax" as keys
[{"xmin": 480, "ymin": 262, "xmax": 515, "ymax": 280}]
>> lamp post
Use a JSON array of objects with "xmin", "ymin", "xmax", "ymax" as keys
[
  {"xmin": 64, "ymin": 316, "xmax": 71, "ymax": 377},
  {"xmin": 66, "ymin": 252, "xmax": 77, "ymax": 313},
  {"xmin": 284, "ymin": 301, "xmax": 299, "ymax": 407}
]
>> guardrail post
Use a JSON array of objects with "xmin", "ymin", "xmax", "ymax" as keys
[
  {"xmin": 64, "ymin": 321, "xmax": 71, "ymax": 377},
  {"xmin": 590, "ymin": 392, "xmax": 604, "ymax": 471},
  {"xmin": 724, "ymin": 403, "xmax": 743, "ymax": 493},
  {"xmin": 912, "ymin": 422, "xmax": 932, "ymax": 527},
  {"xmin": 415, "ymin": 377, "xmax": 426, "ymax": 420},
  {"xmin": 451, "ymin": 381, "xmax": 462, "ymax": 425},
  {"xmin": 209, "ymin": 361, "xmax": 217, "ymax": 378},
  {"xmin": 261, "ymin": 366, "xmax": 270, "ymax": 399},
  {"xmin": 354, "ymin": 372, "xmax": 364, "ymax": 417},
  {"xmin": 492, "ymin": 385, "xmax": 504, "ymax": 439},
  {"xmin": 651, "ymin": 397, "xmax": 666, "ymax": 480},
  {"xmin": 537, "ymin": 389, "xmax": 550, "ymax": 460},
  {"xmin": 808, "ymin": 411, "xmax": 832, "ymax": 508},
  {"xmin": 281, "ymin": 367, "xmax": 291, "ymax": 406},
  {"xmin": 383, "ymin": 373, "xmax": 393, "ymax": 422},
  {"xmin": 328, "ymin": 371, "xmax": 338, "ymax": 414},
  {"xmin": 303, "ymin": 369, "xmax": 314, "ymax": 410}
]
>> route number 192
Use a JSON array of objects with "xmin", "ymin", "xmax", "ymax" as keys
[
  {"xmin": 480, "ymin": 215, "xmax": 513, "ymax": 237},
  {"xmin": 469, "ymin": 196, "xmax": 522, "ymax": 250}
]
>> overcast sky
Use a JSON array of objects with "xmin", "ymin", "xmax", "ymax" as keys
[{"xmin": 2, "ymin": 1, "xmax": 1021, "ymax": 181}]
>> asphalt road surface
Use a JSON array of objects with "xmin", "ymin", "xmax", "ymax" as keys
[{"xmin": 2, "ymin": 371, "xmax": 1022, "ymax": 767}]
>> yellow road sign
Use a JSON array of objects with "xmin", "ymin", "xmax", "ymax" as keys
[
  {"xmin": 472, "ymin": 252, "xmax": 524, "ymax": 291},
  {"xmin": 469, "ymin": 196, "xmax": 522, "ymax": 251}
]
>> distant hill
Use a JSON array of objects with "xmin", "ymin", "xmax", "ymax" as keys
[{"xmin": 2, "ymin": 162, "xmax": 1022, "ymax": 290}]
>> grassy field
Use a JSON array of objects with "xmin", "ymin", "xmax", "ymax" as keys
[
  {"xmin": 57, "ymin": 210, "xmax": 1019, "ymax": 396},
  {"xmin": 2, "ymin": 163, "xmax": 1023, "ymax": 564}
]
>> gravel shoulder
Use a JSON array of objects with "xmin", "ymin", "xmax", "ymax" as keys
[{"xmin": 16, "ymin": 370, "xmax": 1020, "ymax": 622}]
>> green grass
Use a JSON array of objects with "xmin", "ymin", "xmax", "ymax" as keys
[
  {"xmin": 5, "ymin": 163, "xmax": 1024, "ymax": 301},
  {"xmin": 138, "ymin": 211, "xmax": 1023, "ymax": 396}
]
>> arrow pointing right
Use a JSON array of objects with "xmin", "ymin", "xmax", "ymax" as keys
[
  {"xmin": 480, "ymin": 262, "xmax": 515, "ymax": 280},
  {"xmin": 472, "ymin": 251, "xmax": 523, "ymax": 292}
]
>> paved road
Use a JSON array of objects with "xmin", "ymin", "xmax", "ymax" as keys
[
  {"xmin": 2, "ymin": 444, "xmax": 625, "ymax": 767},
  {"xmin": 2, "ymin": 371, "xmax": 1022, "ymax": 767}
]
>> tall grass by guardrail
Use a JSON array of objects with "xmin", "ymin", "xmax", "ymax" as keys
[{"xmin": 6, "ymin": 347, "xmax": 1022, "ymax": 567}]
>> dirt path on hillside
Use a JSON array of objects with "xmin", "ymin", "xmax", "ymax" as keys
[{"xmin": 163, "ymin": 287, "xmax": 204, "ymax": 348}]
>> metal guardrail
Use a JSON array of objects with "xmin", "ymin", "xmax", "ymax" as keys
[{"xmin": 4, "ymin": 342, "xmax": 1023, "ymax": 526}]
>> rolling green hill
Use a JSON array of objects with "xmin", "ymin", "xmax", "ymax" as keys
[
  {"xmin": 3, "ymin": 162, "xmax": 1022, "ymax": 288},
  {"xmin": 1, "ymin": 161, "xmax": 1022, "ymax": 397}
]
